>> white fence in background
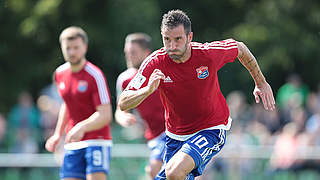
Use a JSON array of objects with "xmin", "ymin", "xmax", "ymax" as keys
[{"xmin": 1, "ymin": 144, "xmax": 320, "ymax": 167}]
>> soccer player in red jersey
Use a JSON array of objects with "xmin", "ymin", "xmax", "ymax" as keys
[
  {"xmin": 45, "ymin": 26, "xmax": 113, "ymax": 180},
  {"xmin": 118, "ymin": 10, "xmax": 276, "ymax": 180},
  {"xmin": 115, "ymin": 33, "xmax": 166, "ymax": 179}
]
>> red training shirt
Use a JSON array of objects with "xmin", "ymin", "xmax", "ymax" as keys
[
  {"xmin": 128, "ymin": 39, "xmax": 238, "ymax": 140},
  {"xmin": 55, "ymin": 60, "xmax": 112, "ymax": 141}
]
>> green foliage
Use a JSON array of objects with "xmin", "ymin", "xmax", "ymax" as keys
[{"xmin": 0, "ymin": 0, "xmax": 319, "ymax": 113}]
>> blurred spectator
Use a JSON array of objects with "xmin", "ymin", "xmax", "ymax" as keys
[
  {"xmin": 37, "ymin": 83, "xmax": 65, "ymax": 163},
  {"xmin": 305, "ymin": 92, "xmax": 320, "ymax": 118},
  {"xmin": 0, "ymin": 114, "xmax": 7, "ymax": 152},
  {"xmin": 252, "ymin": 103, "xmax": 281, "ymax": 135},
  {"xmin": 277, "ymin": 74, "xmax": 309, "ymax": 127},
  {"xmin": 269, "ymin": 122, "xmax": 300, "ymax": 171},
  {"xmin": 7, "ymin": 91, "xmax": 41, "ymax": 153},
  {"xmin": 277, "ymin": 73, "xmax": 309, "ymax": 110},
  {"xmin": 41, "ymin": 80, "xmax": 63, "ymax": 102},
  {"xmin": 37, "ymin": 82, "xmax": 62, "ymax": 143},
  {"xmin": 306, "ymin": 97, "xmax": 320, "ymax": 145},
  {"xmin": 289, "ymin": 107, "xmax": 307, "ymax": 133},
  {"xmin": 227, "ymin": 91, "xmax": 252, "ymax": 127}
]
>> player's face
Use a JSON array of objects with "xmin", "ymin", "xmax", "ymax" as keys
[
  {"xmin": 161, "ymin": 25, "xmax": 192, "ymax": 61},
  {"xmin": 60, "ymin": 37, "xmax": 87, "ymax": 65},
  {"xmin": 124, "ymin": 42, "xmax": 148, "ymax": 69}
]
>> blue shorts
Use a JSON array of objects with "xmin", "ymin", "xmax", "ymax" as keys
[
  {"xmin": 60, "ymin": 145, "xmax": 111, "ymax": 179},
  {"xmin": 148, "ymin": 132, "xmax": 166, "ymax": 161},
  {"xmin": 155, "ymin": 129, "xmax": 226, "ymax": 180}
]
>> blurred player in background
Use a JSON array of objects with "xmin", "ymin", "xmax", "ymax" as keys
[
  {"xmin": 115, "ymin": 33, "xmax": 166, "ymax": 179},
  {"xmin": 45, "ymin": 26, "xmax": 113, "ymax": 180},
  {"xmin": 118, "ymin": 10, "xmax": 276, "ymax": 180}
]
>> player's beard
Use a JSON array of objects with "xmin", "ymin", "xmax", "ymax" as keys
[
  {"xmin": 133, "ymin": 61, "xmax": 143, "ymax": 69},
  {"xmin": 68, "ymin": 56, "xmax": 83, "ymax": 66},
  {"xmin": 167, "ymin": 42, "xmax": 188, "ymax": 61}
]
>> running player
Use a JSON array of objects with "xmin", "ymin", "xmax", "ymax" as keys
[
  {"xmin": 118, "ymin": 10, "xmax": 276, "ymax": 180},
  {"xmin": 45, "ymin": 26, "xmax": 113, "ymax": 180},
  {"xmin": 115, "ymin": 33, "xmax": 166, "ymax": 179}
]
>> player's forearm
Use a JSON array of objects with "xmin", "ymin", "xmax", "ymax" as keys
[
  {"xmin": 236, "ymin": 41, "xmax": 266, "ymax": 86},
  {"xmin": 54, "ymin": 103, "xmax": 68, "ymax": 136},
  {"xmin": 118, "ymin": 86, "xmax": 152, "ymax": 111},
  {"xmin": 78, "ymin": 104, "xmax": 112, "ymax": 133}
]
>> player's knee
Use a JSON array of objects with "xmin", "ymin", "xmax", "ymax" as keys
[
  {"xmin": 149, "ymin": 168, "xmax": 159, "ymax": 179},
  {"xmin": 150, "ymin": 170, "xmax": 159, "ymax": 179},
  {"xmin": 147, "ymin": 160, "xmax": 162, "ymax": 179},
  {"xmin": 145, "ymin": 164, "xmax": 154, "ymax": 178},
  {"xmin": 86, "ymin": 172, "xmax": 107, "ymax": 180},
  {"xmin": 165, "ymin": 165, "xmax": 187, "ymax": 180}
]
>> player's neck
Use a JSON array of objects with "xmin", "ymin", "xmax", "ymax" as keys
[{"xmin": 70, "ymin": 58, "xmax": 86, "ymax": 73}]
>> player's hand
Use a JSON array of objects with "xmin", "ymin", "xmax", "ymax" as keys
[
  {"xmin": 45, "ymin": 134, "xmax": 61, "ymax": 152},
  {"xmin": 147, "ymin": 69, "xmax": 165, "ymax": 94},
  {"xmin": 253, "ymin": 82, "xmax": 276, "ymax": 111},
  {"xmin": 119, "ymin": 112, "xmax": 137, "ymax": 127},
  {"xmin": 65, "ymin": 124, "xmax": 85, "ymax": 143}
]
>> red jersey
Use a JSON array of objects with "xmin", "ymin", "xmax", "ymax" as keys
[
  {"xmin": 55, "ymin": 60, "xmax": 112, "ymax": 140},
  {"xmin": 116, "ymin": 68, "xmax": 165, "ymax": 140},
  {"xmin": 128, "ymin": 39, "xmax": 238, "ymax": 139}
]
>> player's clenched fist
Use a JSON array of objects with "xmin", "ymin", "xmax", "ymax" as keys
[
  {"xmin": 45, "ymin": 134, "xmax": 61, "ymax": 152},
  {"xmin": 147, "ymin": 69, "xmax": 165, "ymax": 93}
]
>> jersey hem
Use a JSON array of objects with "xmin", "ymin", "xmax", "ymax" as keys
[
  {"xmin": 64, "ymin": 139, "xmax": 113, "ymax": 150},
  {"xmin": 165, "ymin": 117, "xmax": 232, "ymax": 141}
]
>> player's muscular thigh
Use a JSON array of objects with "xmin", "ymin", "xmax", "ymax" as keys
[{"xmin": 165, "ymin": 151, "xmax": 195, "ymax": 179}]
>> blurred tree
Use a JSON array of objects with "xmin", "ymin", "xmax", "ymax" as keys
[{"xmin": 0, "ymin": 0, "xmax": 319, "ymax": 113}]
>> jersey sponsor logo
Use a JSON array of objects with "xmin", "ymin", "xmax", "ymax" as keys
[
  {"xmin": 164, "ymin": 76, "xmax": 173, "ymax": 83},
  {"xmin": 196, "ymin": 66, "xmax": 209, "ymax": 79},
  {"xmin": 77, "ymin": 80, "xmax": 88, "ymax": 92},
  {"xmin": 129, "ymin": 73, "xmax": 146, "ymax": 89},
  {"xmin": 59, "ymin": 82, "xmax": 65, "ymax": 90}
]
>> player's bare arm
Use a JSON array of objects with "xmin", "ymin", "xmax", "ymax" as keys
[
  {"xmin": 65, "ymin": 103, "xmax": 112, "ymax": 143},
  {"xmin": 45, "ymin": 102, "xmax": 68, "ymax": 152},
  {"xmin": 118, "ymin": 69, "xmax": 165, "ymax": 111},
  {"xmin": 115, "ymin": 106, "xmax": 137, "ymax": 127},
  {"xmin": 236, "ymin": 41, "xmax": 276, "ymax": 111}
]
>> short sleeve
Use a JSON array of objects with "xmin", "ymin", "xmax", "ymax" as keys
[
  {"xmin": 127, "ymin": 54, "xmax": 159, "ymax": 91},
  {"xmin": 90, "ymin": 72, "xmax": 111, "ymax": 106},
  {"xmin": 54, "ymin": 70, "xmax": 63, "ymax": 98},
  {"xmin": 206, "ymin": 38, "xmax": 239, "ymax": 70}
]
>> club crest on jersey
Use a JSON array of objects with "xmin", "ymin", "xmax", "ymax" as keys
[
  {"xmin": 77, "ymin": 80, "xmax": 88, "ymax": 92},
  {"xmin": 196, "ymin": 66, "xmax": 209, "ymax": 79}
]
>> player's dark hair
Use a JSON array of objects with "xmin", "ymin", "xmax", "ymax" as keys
[
  {"xmin": 161, "ymin": 9, "xmax": 192, "ymax": 35},
  {"xmin": 125, "ymin": 33, "xmax": 152, "ymax": 51}
]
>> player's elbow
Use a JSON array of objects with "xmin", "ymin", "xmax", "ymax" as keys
[
  {"xmin": 97, "ymin": 112, "xmax": 112, "ymax": 127},
  {"xmin": 97, "ymin": 104, "xmax": 112, "ymax": 125},
  {"xmin": 118, "ymin": 100, "xmax": 129, "ymax": 111}
]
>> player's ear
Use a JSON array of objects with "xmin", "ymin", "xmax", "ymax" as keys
[{"xmin": 188, "ymin": 32, "xmax": 193, "ymax": 43}]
